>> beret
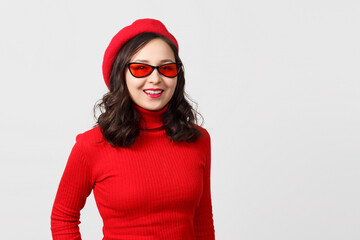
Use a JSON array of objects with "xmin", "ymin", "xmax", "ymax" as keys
[{"xmin": 102, "ymin": 18, "xmax": 179, "ymax": 89}]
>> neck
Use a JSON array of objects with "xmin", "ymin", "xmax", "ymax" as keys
[{"xmin": 132, "ymin": 103, "xmax": 169, "ymax": 130}]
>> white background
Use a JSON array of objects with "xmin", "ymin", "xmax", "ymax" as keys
[{"xmin": 0, "ymin": 0, "xmax": 359, "ymax": 239}]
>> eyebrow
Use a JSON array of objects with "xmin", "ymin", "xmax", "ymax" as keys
[{"xmin": 133, "ymin": 59, "xmax": 175, "ymax": 64}]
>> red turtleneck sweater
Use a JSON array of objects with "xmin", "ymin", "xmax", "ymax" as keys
[{"xmin": 50, "ymin": 103, "xmax": 215, "ymax": 239}]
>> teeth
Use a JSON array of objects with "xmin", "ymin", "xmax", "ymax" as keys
[{"xmin": 144, "ymin": 90, "xmax": 163, "ymax": 94}]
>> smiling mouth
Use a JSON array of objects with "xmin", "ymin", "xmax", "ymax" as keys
[
  {"xmin": 143, "ymin": 90, "xmax": 164, "ymax": 94},
  {"xmin": 143, "ymin": 90, "xmax": 164, "ymax": 98}
]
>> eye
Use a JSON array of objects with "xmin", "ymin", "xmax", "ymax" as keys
[
  {"xmin": 161, "ymin": 64, "xmax": 176, "ymax": 70},
  {"xmin": 130, "ymin": 64, "xmax": 150, "ymax": 71},
  {"xmin": 133, "ymin": 64, "xmax": 147, "ymax": 69}
]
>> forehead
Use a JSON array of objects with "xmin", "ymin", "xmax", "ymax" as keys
[{"xmin": 130, "ymin": 38, "xmax": 175, "ymax": 62}]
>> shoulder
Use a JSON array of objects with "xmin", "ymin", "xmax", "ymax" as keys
[
  {"xmin": 74, "ymin": 125, "xmax": 106, "ymax": 149},
  {"xmin": 193, "ymin": 125, "xmax": 212, "ymax": 163},
  {"xmin": 194, "ymin": 124, "xmax": 211, "ymax": 149},
  {"xmin": 195, "ymin": 124, "xmax": 211, "ymax": 139},
  {"xmin": 72, "ymin": 126, "xmax": 109, "ymax": 161}
]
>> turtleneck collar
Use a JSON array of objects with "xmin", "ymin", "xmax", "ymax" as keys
[{"xmin": 132, "ymin": 102, "xmax": 169, "ymax": 130}]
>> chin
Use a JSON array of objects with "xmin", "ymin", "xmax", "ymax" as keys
[
  {"xmin": 149, "ymin": 105, "xmax": 164, "ymax": 111},
  {"xmin": 140, "ymin": 103, "xmax": 163, "ymax": 111}
]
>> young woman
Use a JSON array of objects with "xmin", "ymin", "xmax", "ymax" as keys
[{"xmin": 51, "ymin": 18, "xmax": 215, "ymax": 240}]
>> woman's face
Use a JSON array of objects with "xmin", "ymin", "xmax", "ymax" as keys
[{"xmin": 125, "ymin": 38, "xmax": 178, "ymax": 111}]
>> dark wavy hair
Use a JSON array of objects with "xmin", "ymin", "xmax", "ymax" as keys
[{"xmin": 93, "ymin": 32, "xmax": 204, "ymax": 148}]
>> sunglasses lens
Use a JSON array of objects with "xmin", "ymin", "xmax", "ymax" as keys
[
  {"xmin": 159, "ymin": 63, "xmax": 180, "ymax": 77},
  {"xmin": 129, "ymin": 64, "xmax": 153, "ymax": 77}
]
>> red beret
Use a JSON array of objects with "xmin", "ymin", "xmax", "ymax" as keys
[{"xmin": 102, "ymin": 18, "xmax": 179, "ymax": 89}]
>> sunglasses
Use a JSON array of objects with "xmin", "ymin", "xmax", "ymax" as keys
[{"xmin": 127, "ymin": 62, "xmax": 182, "ymax": 78}]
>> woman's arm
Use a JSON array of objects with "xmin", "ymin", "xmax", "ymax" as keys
[
  {"xmin": 50, "ymin": 139, "xmax": 93, "ymax": 240},
  {"xmin": 193, "ymin": 131, "xmax": 215, "ymax": 239}
]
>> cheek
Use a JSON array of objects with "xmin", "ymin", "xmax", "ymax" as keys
[
  {"xmin": 125, "ymin": 74, "xmax": 142, "ymax": 91},
  {"xmin": 164, "ymin": 79, "xmax": 177, "ymax": 99},
  {"xmin": 171, "ymin": 79, "xmax": 178, "ymax": 92},
  {"xmin": 166, "ymin": 78, "xmax": 177, "ymax": 90}
]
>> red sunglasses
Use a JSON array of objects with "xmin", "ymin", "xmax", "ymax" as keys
[{"xmin": 127, "ymin": 62, "xmax": 182, "ymax": 78}]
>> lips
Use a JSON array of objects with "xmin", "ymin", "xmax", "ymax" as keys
[
  {"xmin": 144, "ymin": 88, "xmax": 164, "ymax": 91},
  {"xmin": 143, "ymin": 89, "xmax": 164, "ymax": 98},
  {"xmin": 143, "ymin": 89, "xmax": 164, "ymax": 94}
]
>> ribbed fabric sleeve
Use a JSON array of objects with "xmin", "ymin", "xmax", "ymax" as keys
[
  {"xmin": 193, "ymin": 132, "xmax": 215, "ymax": 239},
  {"xmin": 51, "ymin": 138, "xmax": 94, "ymax": 239},
  {"xmin": 50, "ymin": 103, "xmax": 215, "ymax": 239}
]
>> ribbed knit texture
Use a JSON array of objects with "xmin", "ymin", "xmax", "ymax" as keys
[{"xmin": 50, "ymin": 103, "xmax": 215, "ymax": 240}]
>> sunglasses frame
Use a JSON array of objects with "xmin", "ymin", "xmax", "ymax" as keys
[{"xmin": 127, "ymin": 62, "xmax": 182, "ymax": 78}]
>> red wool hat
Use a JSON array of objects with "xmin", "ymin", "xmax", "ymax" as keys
[{"xmin": 102, "ymin": 18, "xmax": 179, "ymax": 89}]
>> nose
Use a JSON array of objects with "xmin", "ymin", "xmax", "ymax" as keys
[{"xmin": 147, "ymin": 68, "xmax": 162, "ymax": 84}]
